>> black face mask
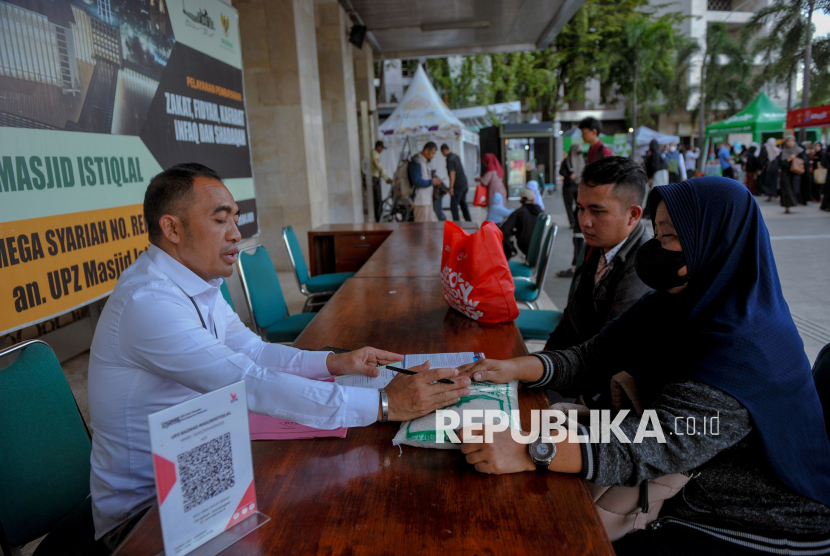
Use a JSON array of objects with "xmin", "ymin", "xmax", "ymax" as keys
[{"xmin": 635, "ymin": 238, "xmax": 690, "ymax": 291}]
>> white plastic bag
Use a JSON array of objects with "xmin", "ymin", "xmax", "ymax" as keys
[{"xmin": 392, "ymin": 380, "xmax": 521, "ymax": 449}]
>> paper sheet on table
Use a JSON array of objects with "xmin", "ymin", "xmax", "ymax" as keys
[
  {"xmin": 334, "ymin": 352, "xmax": 485, "ymax": 389},
  {"xmin": 248, "ymin": 413, "xmax": 347, "ymax": 440}
]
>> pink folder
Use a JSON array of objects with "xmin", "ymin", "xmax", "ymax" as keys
[{"xmin": 248, "ymin": 413, "xmax": 348, "ymax": 440}]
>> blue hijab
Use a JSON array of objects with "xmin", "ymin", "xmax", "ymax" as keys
[
  {"xmin": 486, "ymin": 192, "xmax": 513, "ymax": 224},
  {"xmin": 607, "ymin": 177, "xmax": 830, "ymax": 505}
]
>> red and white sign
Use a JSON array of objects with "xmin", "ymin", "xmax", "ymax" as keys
[{"xmin": 787, "ymin": 105, "xmax": 830, "ymax": 129}]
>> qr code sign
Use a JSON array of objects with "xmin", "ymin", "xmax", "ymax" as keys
[{"xmin": 177, "ymin": 433, "xmax": 235, "ymax": 512}]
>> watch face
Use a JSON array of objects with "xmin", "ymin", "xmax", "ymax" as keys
[{"xmin": 531, "ymin": 438, "xmax": 556, "ymax": 464}]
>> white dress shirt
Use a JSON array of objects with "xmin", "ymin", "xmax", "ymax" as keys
[{"xmin": 88, "ymin": 245, "xmax": 379, "ymax": 538}]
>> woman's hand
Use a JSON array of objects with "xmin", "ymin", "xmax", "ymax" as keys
[
  {"xmin": 570, "ymin": 173, "xmax": 576, "ymax": 180},
  {"xmin": 456, "ymin": 356, "xmax": 544, "ymax": 384},
  {"xmin": 459, "ymin": 427, "xmax": 535, "ymax": 474}
]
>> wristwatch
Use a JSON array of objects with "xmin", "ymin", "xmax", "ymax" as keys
[
  {"xmin": 529, "ymin": 436, "xmax": 557, "ymax": 468},
  {"xmin": 379, "ymin": 388, "xmax": 389, "ymax": 422}
]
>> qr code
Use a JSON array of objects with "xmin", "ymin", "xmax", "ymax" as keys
[{"xmin": 177, "ymin": 432, "xmax": 235, "ymax": 512}]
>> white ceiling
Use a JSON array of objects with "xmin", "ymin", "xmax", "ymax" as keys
[{"xmin": 340, "ymin": 0, "xmax": 586, "ymax": 59}]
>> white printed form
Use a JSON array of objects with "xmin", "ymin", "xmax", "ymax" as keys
[
  {"xmin": 334, "ymin": 353, "xmax": 484, "ymax": 389},
  {"xmin": 148, "ymin": 381, "xmax": 267, "ymax": 556}
]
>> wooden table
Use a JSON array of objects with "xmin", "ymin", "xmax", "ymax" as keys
[
  {"xmin": 114, "ymin": 223, "xmax": 613, "ymax": 556},
  {"xmin": 308, "ymin": 222, "xmax": 478, "ymax": 276}
]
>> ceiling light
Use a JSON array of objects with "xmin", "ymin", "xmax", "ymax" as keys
[{"xmin": 420, "ymin": 20, "xmax": 490, "ymax": 32}]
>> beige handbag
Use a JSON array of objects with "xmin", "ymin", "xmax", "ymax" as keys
[
  {"xmin": 815, "ymin": 162, "xmax": 827, "ymax": 185},
  {"xmin": 550, "ymin": 372, "xmax": 691, "ymax": 541}
]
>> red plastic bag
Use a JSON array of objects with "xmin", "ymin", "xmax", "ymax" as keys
[
  {"xmin": 473, "ymin": 184, "xmax": 488, "ymax": 207},
  {"xmin": 440, "ymin": 222, "xmax": 519, "ymax": 323}
]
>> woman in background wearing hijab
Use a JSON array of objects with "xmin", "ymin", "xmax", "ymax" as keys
[
  {"xmin": 526, "ymin": 180, "xmax": 545, "ymax": 210},
  {"xmin": 779, "ymin": 136, "xmax": 803, "ymax": 213},
  {"xmin": 456, "ymin": 177, "xmax": 830, "ymax": 554},
  {"xmin": 477, "ymin": 153, "xmax": 507, "ymax": 215},
  {"xmin": 758, "ymin": 137, "xmax": 781, "ymax": 201},
  {"xmin": 799, "ymin": 141, "xmax": 814, "ymax": 205},
  {"xmin": 485, "ymin": 192, "xmax": 513, "ymax": 225},
  {"xmin": 664, "ymin": 142, "xmax": 687, "ymax": 183},
  {"xmin": 645, "ymin": 139, "xmax": 667, "ymax": 186},
  {"xmin": 744, "ymin": 142, "xmax": 761, "ymax": 195}
]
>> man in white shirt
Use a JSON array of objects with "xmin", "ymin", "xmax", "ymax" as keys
[{"xmin": 88, "ymin": 163, "xmax": 471, "ymax": 545}]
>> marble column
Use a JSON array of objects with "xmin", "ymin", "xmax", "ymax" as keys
[
  {"xmin": 235, "ymin": 0, "xmax": 328, "ymax": 270},
  {"xmin": 315, "ymin": 0, "xmax": 363, "ymax": 223}
]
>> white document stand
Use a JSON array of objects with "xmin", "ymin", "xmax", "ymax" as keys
[{"xmin": 155, "ymin": 511, "xmax": 270, "ymax": 556}]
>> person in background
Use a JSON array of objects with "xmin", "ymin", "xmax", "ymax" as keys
[
  {"xmin": 486, "ymin": 192, "xmax": 513, "ymax": 225},
  {"xmin": 544, "ymin": 156, "xmax": 651, "ymax": 376},
  {"xmin": 779, "ymin": 135, "xmax": 803, "ymax": 214},
  {"xmin": 500, "ymin": 188, "xmax": 543, "ymax": 260},
  {"xmin": 813, "ymin": 142, "xmax": 827, "ymax": 205},
  {"xmin": 456, "ymin": 178, "xmax": 830, "ymax": 555},
  {"xmin": 440, "ymin": 144, "xmax": 471, "ymax": 222},
  {"xmin": 477, "ymin": 153, "xmax": 508, "ymax": 215},
  {"xmin": 408, "ymin": 142, "xmax": 443, "ymax": 222},
  {"xmin": 759, "ymin": 137, "xmax": 781, "ymax": 201},
  {"xmin": 88, "ymin": 163, "xmax": 472, "ymax": 546},
  {"xmin": 645, "ymin": 139, "xmax": 667, "ymax": 187},
  {"xmin": 684, "ymin": 146, "xmax": 700, "ymax": 176},
  {"xmin": 579, "ymin": 117, "xmax": 613, "ymax": 164},
  {"xmin": 664, "ymin": 142, "xmax": 687, "ymax": 183},
  {"xmin": 800, "ymin": 141, "xmax": 814, "ymax": 205},
  {"xmin": 557, "ymin": 143, "xmax": 586, "ymax": 279},
  {"xmin": 526, "ymin": 180, "xmax": 545, "ymax": 210},
  {"xmin": 370, "ymin": 141, "xmax": 392, "ymax": 221},
  {"xmin": 718, "ymin": 141, "xmax": 735, "ymax": 179},
  {"xmin": 744, "ymin": 142, "xmax": 761, "ymax": 195}
]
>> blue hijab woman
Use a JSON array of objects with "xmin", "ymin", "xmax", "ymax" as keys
[{"xmin": 486, "ymin": 192, "xmax": 513, "ymax": 224}]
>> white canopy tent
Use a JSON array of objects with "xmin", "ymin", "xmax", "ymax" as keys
[
  {"xmin": 635, "ymin": 126, "xmax": 680, "ymax": 161},
  {"xmin": 377, "ymin": 66, "xmax": 480, "ymax": 206}
]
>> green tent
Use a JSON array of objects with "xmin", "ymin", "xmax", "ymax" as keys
[{"xmin": 705, "ymin": 92, "xmax": 786, "ymax": 142}]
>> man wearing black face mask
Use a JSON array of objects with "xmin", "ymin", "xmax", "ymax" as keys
[{"xmin": 544, "ymin": 157, "xmax": 653, "ymax": 358}]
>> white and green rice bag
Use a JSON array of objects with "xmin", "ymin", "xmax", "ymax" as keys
[{"xmin": 392, "ymin": 380, "xmax": 521, "ymax": 449}]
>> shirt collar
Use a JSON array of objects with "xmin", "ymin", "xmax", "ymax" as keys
[
  {"xmin": 603, "ymin": 236, "xmax": 629, "ymax": 263},
  {"xmin": 146, "ymin": 244, "xmax": 221, "ymax": 298}
]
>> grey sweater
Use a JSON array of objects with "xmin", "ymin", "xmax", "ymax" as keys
[{"xmin": 529, "ymin": 343, "xmax": 830, "ymax": 541}]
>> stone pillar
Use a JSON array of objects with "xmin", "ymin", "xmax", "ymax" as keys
[
  {"xmin": 315, "ymin": 0, "xmax": 362, "ymax": 223},
  {"xmin": 236, "ymin": 0, "xmax": 328, "ymax": 270},
  {"xmin": 353, "ymin": 39, "xmax": 377, "ymax": 220}
]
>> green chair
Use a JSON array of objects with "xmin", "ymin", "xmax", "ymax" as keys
[
  {"xmin": 812, "ymin": 343, "xmax": 830, "ymax": 438},
  {"xmin": 237, "ymin": 245, "xmax": 316, "ymax": 343},
  {"xmin": 513, "ymin": 225, "xmax": 558, "ymax": 310},
  {"xmin": 0, "ymin": 340, "xmax": 109, "ymax": 556},
  {"xmin": 516, "ymin": 310, "xmax": 564, "ymax": 340},
  {"xmin": 508, "ymin": 215, "xmax": 551, "ymax": 279},
  {"xmin": 220, "ymin": 279, "xmax": 235, "ymax": 311},
  {"xmin": 282, "ymin": 226, "xmax": 355, "ymax": 311}
]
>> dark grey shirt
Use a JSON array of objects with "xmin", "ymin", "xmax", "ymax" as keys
[{"xmin": 445, "ymin": 152, "xmax": 467, "ymax": 190}]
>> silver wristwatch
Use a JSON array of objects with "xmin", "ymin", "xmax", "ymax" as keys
[
  {"xmin": 529, "ymin": 436, "xmax": 557, "ymax": 468},
  {"xmin": 379, "ymin": 388, "xmax": 389, "ymax": 422}
]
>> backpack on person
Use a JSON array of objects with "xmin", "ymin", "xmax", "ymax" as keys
[
  {"xmin": 395, "ymin": 159, "xmax": 415, "ymax": 200},
  {"xmin": 666, "ymin": 157, "xmax": 679, "ymax": 174}
]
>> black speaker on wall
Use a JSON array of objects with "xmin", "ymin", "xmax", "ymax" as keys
[{"xmin": 349, "ymin": 25, "xmax": 367, "ymax": 48}]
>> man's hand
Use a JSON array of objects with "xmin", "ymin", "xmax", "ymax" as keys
[
  {"xmin": 386, "ymin": 178, "xmax": 393, "ymax": 184},
  {"xmin": 432, "ymin": 177, "xmax": 442, "ymax": 186},
  {"xmin": 326, "ymin": 347, "xmax": 403, "ymax": 377},
  {"xmin": 570, "ymin": 173, "xmax": 576, "ymax": 180},
  {"xmin": 383, "ymin": 362, "xmax": 471, "ymax": 422},
  {"xmin": 456, "ymin": 356, "xmax": 543, "ymax": 384},
  {"xmin": 459, "ymin": 427, "xmax": 535, "ymax": 474}
]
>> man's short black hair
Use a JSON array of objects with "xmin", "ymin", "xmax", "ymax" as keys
[
  {"xmin": 423, "ymin": 141, "xmax": 437, "ymax": 152},
  {"xmin": 578, "ymin": 117, "xmax": 603, "ymax": 134},
  {"xmin": 580, "ymin": 156, "xmax": 646, "ymax": 208},
  {"xmin": 440, "ymin": 143, "xmax": 450, "ymax": 152},
  {"xmin": 144, "ymin": 162, "xmax": 222, "ymax": 245},
  {"xmin": 375, "ymin": 141, "xmax": 384, "ymax": 149}
]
